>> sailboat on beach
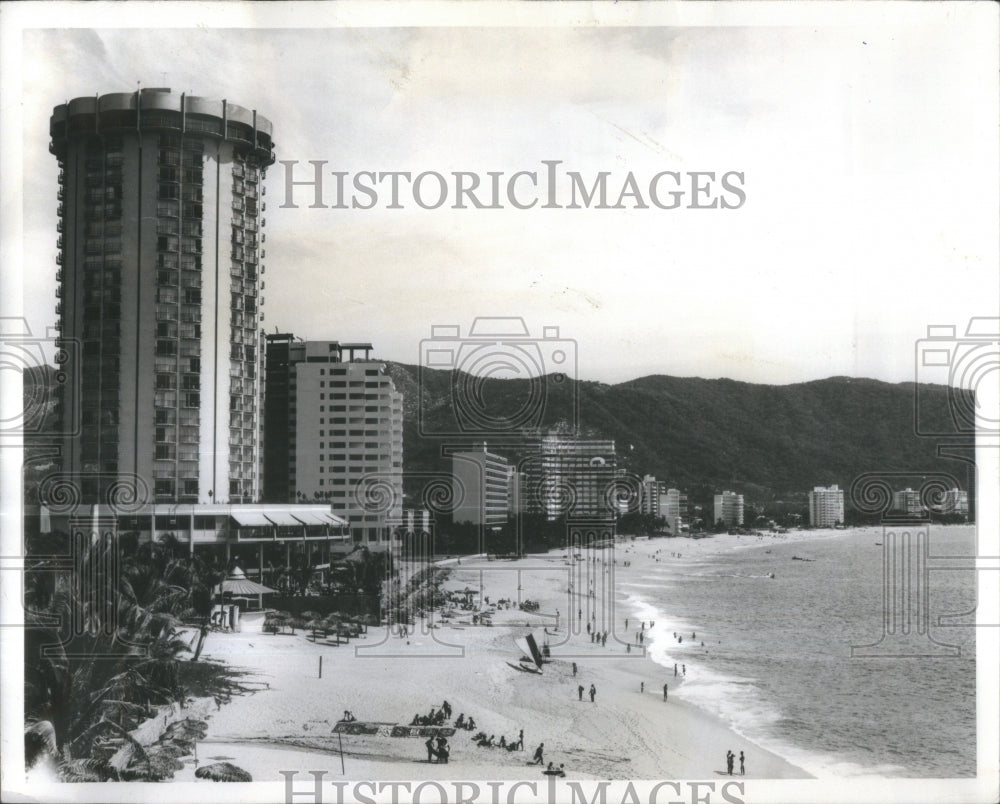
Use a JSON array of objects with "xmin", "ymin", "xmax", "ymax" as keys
[{"xmin": 508, "ymin": 632, "xmax": 545, "ymax": 674}]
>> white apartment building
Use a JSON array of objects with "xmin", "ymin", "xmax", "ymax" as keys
[
  {"xmin": 808, "ymin": 484, "xmax": 845, "ymax": 527},
  {"xmin": 713, "ymin": 490, "xmax": 744, "ymax": 528}
]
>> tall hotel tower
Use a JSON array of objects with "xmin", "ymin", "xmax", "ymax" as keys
[{"xmin": 50, "ymin": 88, "xmax": 274, "ymax": 504}]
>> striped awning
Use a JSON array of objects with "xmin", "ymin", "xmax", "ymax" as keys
[
  {"xmin": 291, "ymin": 511, "xmax": 331, "ymax": 526},
  {"xmin": 230, "ymin": 511, "xmax": 272, "ymax": 527},
  {"xmin": 264, "ymin": 511, "xmax": 301, "ymax": 526}
]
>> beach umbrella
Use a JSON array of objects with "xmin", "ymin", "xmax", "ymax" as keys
[
  {"xmin": 214, "ymin": 567, "xmax": 278, "ymax": 596},
  {"xmin": 215, "ymin": 566, "xmax": 279, "ymax": 610},
  {"xmin": 195, "ymin": 761, "xmax": 253, "ymax": 782}
]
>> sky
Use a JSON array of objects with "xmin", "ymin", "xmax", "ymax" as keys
[{"xmin": 7, "ymin": 4, "xmax": 1000, "ymax": 387}]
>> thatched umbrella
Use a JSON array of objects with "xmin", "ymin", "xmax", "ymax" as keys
[
  {"xmin": 215, "ymin": 567, "xmax": 278, "ymax": 610},
  {"xmin": 196, "ymin": 761, "xmax": 252, "ymax": 782},
  {"xmin": 322, "ymin": 613, "xmax": 346, "ymax": 634},
  {"xmin": 264, "ymin": 610, "xmax": 291, "ymax": 633}
]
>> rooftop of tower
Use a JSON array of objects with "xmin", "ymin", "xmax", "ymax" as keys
[{"xmin": 50, "ymin": 87, "xmax": 274, "ymax": 166}]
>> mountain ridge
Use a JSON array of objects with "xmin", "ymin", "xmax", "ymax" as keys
[{"xmin": 386, "ymin": 362, "xmax": 969, "ymax": 503}]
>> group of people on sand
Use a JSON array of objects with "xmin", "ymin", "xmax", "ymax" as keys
[
  {"xmin": 528, "ymin": 741, "xmax": 565, "ymax": 777},
  {"xmin": 472, "ymin": 729, "xmax": 523, "ymax": 752},
  {"xmin": 410, "ymin": 700, "xmax": 452, "ymax": 727},
  {"xmin": 425, "ymin": 735, "xmax": 450, "ymax": 763},
  {"xmin": 454, "ymin": 713, "xmax": 476, "ymax": 730},
  {"xmin": 726, "ymin": 749, "xmax": 745, "ymax": 776}
]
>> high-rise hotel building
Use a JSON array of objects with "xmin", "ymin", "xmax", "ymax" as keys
[
  {"xmin": 521, "ymin": 436, "xmax": 618, "ymax": 520},
  {"xmin": 713, "ymin": 490, "xmax": 744, "ymax": 528},
  {"xmin": 452, "ymin": 446, "xmax": 510, "ymax": 526},
  {"xmin": 263, "ymin": 336, "xmax": 404, "ymax": 547},
  {"xmin": 50, "ymin": 89, "xmax": 273, "ymax": 504},
  {"xmin": 808, "ymin": 484, "xmax": 845, "ymax": 527}
]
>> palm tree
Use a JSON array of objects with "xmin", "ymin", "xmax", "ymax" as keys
[{"xmin": 23, "ymin": 530, "xmax": 219, "ymax": 778}]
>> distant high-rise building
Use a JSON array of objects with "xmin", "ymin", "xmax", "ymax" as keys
[
  {"xmin": 50, "ymin": 88, "xmax": 274, "ymax": 504},
  {"xmin": 263, "ymin": 336, "xmax": 403, "ymax": 547},
  {"xmin": 639, "ymin": 475, "xmax": 663, "ymax": 516},
  {"xmin": 892, "ymin": 488, "xmax": 923, "ymax": 517},
  {"xmin": 508, "ymin": 468, "xmax": 525, "ymax": 516},
  {"xmin": 522, "ymin": 436, "xmax": 618, "ymax": 520},
  {"xmin": 659, "ymin": 487, "xmax": 687, "ymax": 533},
  {"xmin": 452, "ymin": 446, "xmax": 510, "ymax": 526},
  {"xmin": 808, "ymin": 484, "xmax": 845, "ymax": 527},
  {"xmin": 713, "ymin": 490, "xmax": 744, "ymax": 528}
]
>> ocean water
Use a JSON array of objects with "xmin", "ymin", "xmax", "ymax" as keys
[{"xmin": 620, "ymin": 526, "xmax": 978, "ymax": 778}]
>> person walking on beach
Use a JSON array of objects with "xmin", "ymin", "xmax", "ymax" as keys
[
  {"xmin": 739, "ymin": 751, "xmax": 745, "ymax": 775},
  {"xmin": 532, "ymin": 743, "xmax": 545, "ymax": 765},
  {"xmin": 663, "ymin": 683, "xmax": 668, "ymax": 701},
  {"xmin": 519, "ymin": 729, "xmax": 524, "ymax": 750},
  {"xmin": 578, "ymin": 684, "xmax": 584, "ymax": 701},
  {"xmin": 674, "ymin": 663, "xmax": 677, "ymax": 677},
  {"xmin": 726, "ymin": 750, "xmax": 734, "ymax": 775},
  {"xmin": 589, "ymin": 684, "xmax": 596, "ymax": 703},
  {"xmin": 625, "ymin": 618, "xmax": 629, "ymax": 630},
  {"xmin": 683, "ymin": 664, "xmax": 686, "ymax": 676},
  {"xmin": 640, "ymin": 682, "xmax": 644, "ymax": 694},
  {"xmin": 572, "ymin": 662, "xmax": 577, "ymax": 677}
]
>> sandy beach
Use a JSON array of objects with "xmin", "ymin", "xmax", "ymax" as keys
[{"xmin": 172, "ymin": 532, "xmax": 844, "ymax": 783}]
